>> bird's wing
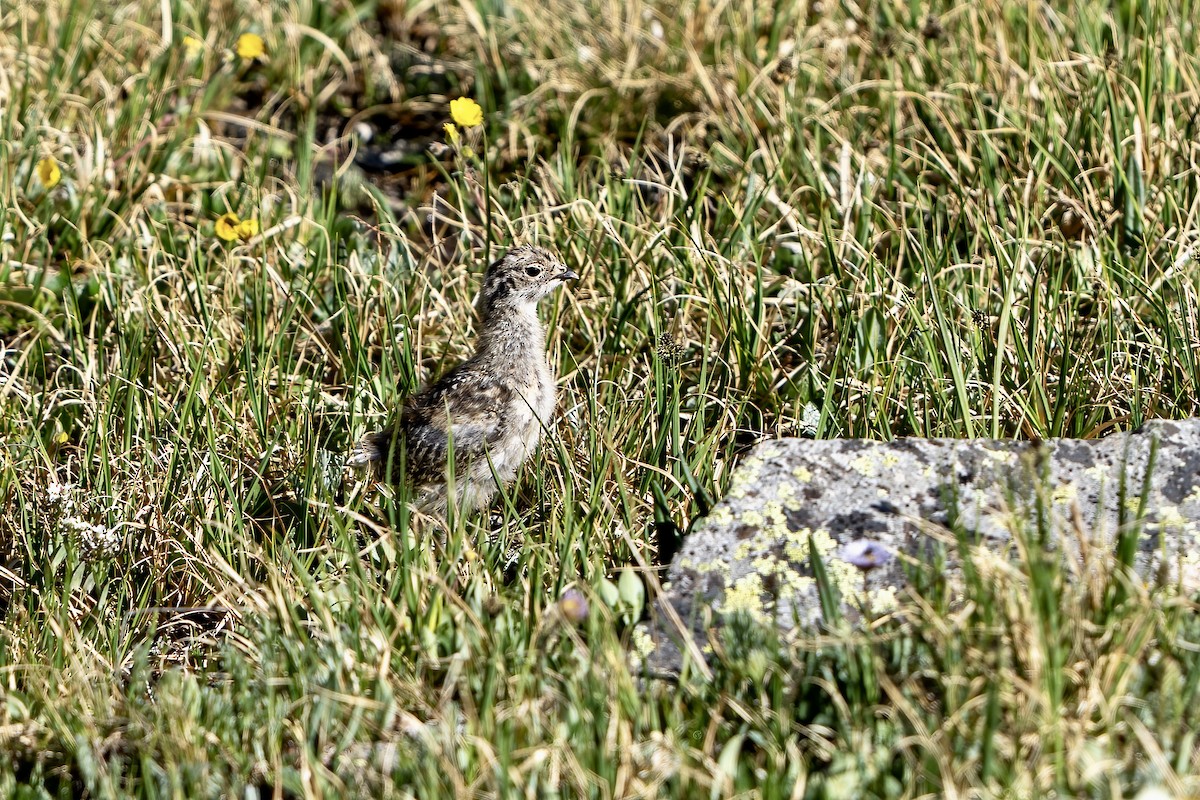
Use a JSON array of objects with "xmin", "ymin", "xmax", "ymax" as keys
[{"xmin": 396, "ymin": 364, "xmax": 513, "ymax": 484}]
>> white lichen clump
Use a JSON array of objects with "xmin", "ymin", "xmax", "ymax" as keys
[
  {"xmin": 46, "ymin": 481, "xmax": 74, "ymax": 510},
  {"xmin": 43, "ymin": 479, "xmax": 122, "ymax": 560},
  {"xmin": 63, "ymin": 517, "xmax": 122, "ymax": 559}
]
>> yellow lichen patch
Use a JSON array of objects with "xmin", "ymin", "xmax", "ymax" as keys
[
  {"xmin": 1153, "ymin": 505, "xmax": 1188, "ymax": 530},
  {"xmin": 739, "ymin": 509, "xmax": 764, "ymax": 527},
  {"xmin": 737, "ymin": 459, "xmax": 763, "ymax": 482},
  {"xmin": 784, "ymin": 532, "xmax": 809, "ymax": 563},
  {"xmin": 727, "ymin": 457, "xmax": 765, "ymax": 499},
  {"xmin": 629, "ymin": 626, "xmax": 658, "ymax": 670},
  {"xmin": 722, "ymin": 574, "xmax": 770, "ymax": 624},
  {"xmin": 984, "ymin": 448, "xmax": 1016, "ymax": 464},
  {"xmin": 781, "ymin": 568, "xmax": 813, "ymax": 596},
  {"xmin": 827, "ymin": 554, "xmax": 864, "ymax": 596},
  {"xmin": 1052, "ymin": 482, "xmax": 1077, "ymax": 505},
  {"xmin": 776, "ymin": 483, "xmax": 796, "ymax": 501},
  {"xmin": 708, "ymin": 506, "xmax": 734, "ymax": 527},
  {"xmin": 751, "ymin": 555, "xmax": 779, "ymax": 574},
  {"xmin": 881, "ymin": 453, "xmax": 900, "ymax": 469},
  {"xmin": 850, "ymin": 453, "xmax": 878, "ymax": 476},
  {"xmin": 867, "ymin": 586, "xmax": 899, "ymax": 614},
  {"xmin": 792, "ymin": 466, "xmax": 813, "ymax": 482},
  {"xmin": 761, "ymin": 501, "xmax": 787, "ymax": 528},
  {"xmin": 632, "ymin": 627, "xmax": 655, "ymax": 657},
  {"xmin": 1084, "ymin": 464, "xmax": 1110, "ymax": 482}
]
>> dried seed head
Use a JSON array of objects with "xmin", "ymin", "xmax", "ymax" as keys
[
  {"xmin": 922, "ymin": 14, "xmax": 944, "ymax": 40},
  {"xmin": 656, "ymin": 332, "xmax": 684, "ymax": 366}
]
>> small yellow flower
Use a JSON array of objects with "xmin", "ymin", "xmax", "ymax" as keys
[
  {"xmin": 449, "ymin": 97, "xmax": 483, "ymax": 128},
  {"xmin": 215, "ymin": 212, "xmax": 242, "ymax": 241},
  {"xmin": 236, "ymin": 218, "xmax": 259, "ymax": 239},
  {"xmin": 236, "ymin": 32, "xmax": 264, "ymax": 60},
  {"xmin": 182, "ymin": 35, "xmax": 204, "ymax": 58},
  {"xmin": 443, "ymin": 123, "xmax": 459, "ymax": 143},
  {"xmin": 36, "ymin": 158, "xmax": 61, "ymax": 189}
]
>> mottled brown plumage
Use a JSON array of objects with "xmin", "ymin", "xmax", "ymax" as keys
[{"xmin": 349, "ymin": 245, "xmax": 576, "ymax": 515}]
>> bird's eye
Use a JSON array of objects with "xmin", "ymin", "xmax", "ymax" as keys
[{"xmin": 525, "ymin": 266, "xmax": 541, "ymax": 277}]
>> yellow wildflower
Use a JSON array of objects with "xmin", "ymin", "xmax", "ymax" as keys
[
  {"xmin": 443, "ymin": 123, "xmax": 459, "ymax": 143},
  {"xmin": 236, "ymin": 32, "xmax": 265, "ymax": 60},
  {"xmin": 215, "ymin": 212, "xmax": 242, "ymax": 241},
  {"xmin": 236, "ymin": 218, "xmax": 259, "ymax": 239},
  {"xmin": 36, "ymin": 158, "xmax": 61, "ymax": 189},
  {"xmin": 182, "ymin": 35, "xmax": 204, "ymax": 58},
  {"xmin": 449, "ymin": 97, "xmax": 483, "ymax": 128}
]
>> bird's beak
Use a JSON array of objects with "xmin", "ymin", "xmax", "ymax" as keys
[{"xmin": 554, "ymin": 268, "xmax": 579, "ymax": 282}]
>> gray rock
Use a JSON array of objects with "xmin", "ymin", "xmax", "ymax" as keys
[{"xmin": 647, "ymin": 420, "xmax": 1200, "ymax": 671}]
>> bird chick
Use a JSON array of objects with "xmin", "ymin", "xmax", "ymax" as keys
[{"xmin": 349, "ymin": 245, "xmax": 577, "ymax": 516}]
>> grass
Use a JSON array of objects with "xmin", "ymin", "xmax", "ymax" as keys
[{"xmin": 1, "ymin": 0, "xmax": 1199, "ymax": 795}]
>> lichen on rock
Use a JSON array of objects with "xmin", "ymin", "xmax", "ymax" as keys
[{"xmin": 648, "ymin": 420, "xmax": 1200, "ymax": 673}]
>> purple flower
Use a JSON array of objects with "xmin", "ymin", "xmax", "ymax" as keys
[
  {"xmin": 559, "ymin": 588, "xmax": 589, "ymax": 624},
  {"xmin": 838, "ymin": 539, "xmax": 892, "ymax": 572}
]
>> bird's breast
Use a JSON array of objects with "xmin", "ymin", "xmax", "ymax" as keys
[{"xmin": 491, "ymin": 360, "xmax": 555, "ymax": 473}]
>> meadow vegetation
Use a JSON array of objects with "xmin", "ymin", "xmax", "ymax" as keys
[{"xmin": 1, "ymin": 0, "xmax": 1199, "ymax": 795}]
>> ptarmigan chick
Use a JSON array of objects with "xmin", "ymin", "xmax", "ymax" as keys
[{"xmin": 349, "ymin": 245, "xmax": 577, "ymax": 515}]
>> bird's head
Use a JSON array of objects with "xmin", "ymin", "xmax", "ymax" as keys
[{"xmin": 480, "ymin": 245, "xmax": 577, "ymax": 313}]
